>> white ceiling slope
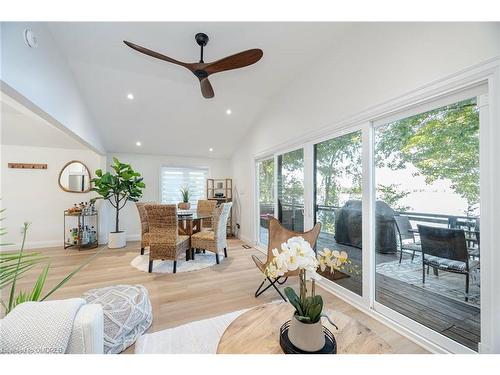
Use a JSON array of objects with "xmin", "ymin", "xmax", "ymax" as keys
[
  {"xmin": 46, "ymin": 22, "xmax": 353, "ymax": 158},
  {"xmin": 1, "ymin": 100, "xmax": 86, "ymax": 150}
]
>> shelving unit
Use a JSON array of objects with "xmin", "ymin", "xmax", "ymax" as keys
[
  {"xmin": 64, "ymin": 211, "xmax": 99, "ymax": 250},
  {"xmin": 207, "ymin": 178, "xmax": 233, "ymax": 237}
]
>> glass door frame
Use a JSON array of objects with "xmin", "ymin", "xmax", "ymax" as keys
[
  {"xmin": 369, "ymin": 84, "xmax": 490, "ymax": 354},
  {"xmin": 255, "ymin": 156, "xmax": 276, "ymax": 248},
  {"xmin": 251, "ymin": 60, "xmax": 499, "ymax": 353}
]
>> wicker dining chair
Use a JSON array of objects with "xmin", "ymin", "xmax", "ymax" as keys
[
  {"xmin": 191, "ymin": 202, "xmax": 233, "ymax": 264},
  {"xmin": 136, "ymin": 202, "xmax": 152, "ymax": 255},
  {"xmin": 197, "ymin": 199, "xmax": 217, "ymax": 230},
  {"xmin": 252, "ymin": 217, "xmax": 321, "ymax": 301},
  {"xmin": 144, "ymin": 204, "xmax": 190, "ymax": 273}
]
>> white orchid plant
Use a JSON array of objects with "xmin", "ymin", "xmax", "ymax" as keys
[{"xmin": 265, "ymin": 236, "xmax": 356, "ymax": 326}]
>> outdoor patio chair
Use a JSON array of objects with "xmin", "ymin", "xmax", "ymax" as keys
[
  {"xmin": 252, "ymin": 217, "xmax": 321, "ymax": 301},
  {"xmin": 418, "ymin": 225, "xmax": 479, "ymax": 302},
  {"xmin": 394, "ymin": 215, "xmax": 421, "ymax": 263}
]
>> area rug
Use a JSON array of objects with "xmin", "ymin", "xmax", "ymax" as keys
[
  {"xmin": 134, "ymin": 309, "xmax": 249, "ymax": 353},
  {"xmin": 376, "ymin": 256, "xmax": 480, "ymax": 307},
  {"xmin": 130, "ymin": 251, "xmax": 225, "ymax": 274}
]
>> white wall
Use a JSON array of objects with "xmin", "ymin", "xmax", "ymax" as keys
[
  {"xmin": 105, "ymin": 152, "xmax": 231, "ymax": 240},
  {"xmin": 1, "ymin": 145, "xmax": 104, "ymax": 249},
  {"xmin": 231, "ymin": 22, "xmax": 500, "ymax": 243},
  {"xmin": 0, "ymin": 22, "xmax": 105, "ymax": 154}
]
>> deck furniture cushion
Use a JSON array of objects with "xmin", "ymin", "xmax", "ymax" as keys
[{"xmin": 424, "ymin": 255, "xmax": 479, "ymax": 272}]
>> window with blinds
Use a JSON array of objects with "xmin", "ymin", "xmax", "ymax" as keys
[{"xmin": 160, "ymin": 167, "xmax": 208, "ymax": 208}]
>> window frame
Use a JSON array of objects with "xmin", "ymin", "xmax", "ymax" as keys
[{"xmin": 159, "ymin": 165, "xmax": 209, "ymax": 209}]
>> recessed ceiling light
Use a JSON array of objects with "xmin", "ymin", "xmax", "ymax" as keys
[
  {"xmin": 136, "ymin": 141, "xmax": 142, "ymax": 146},
  {"xmin": 226, "ymin": 109, "xmax": 232, "ymax": 115},
  {"xmin": 209, "ymin": 148, "xmax": 213, "ymax": 152},
  {"xmin": 127, "ymin": 93, "xmax": 134, "ymax": 100}
]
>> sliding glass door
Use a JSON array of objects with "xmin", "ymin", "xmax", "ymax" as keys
[
  {"xmin": 253, "ymin": 81, "xmax": 492, "ymax": 353},
  {"xmin": 257, "ymin": 158, "xmax": 275, "ymax": 246},
  {"xmin": 277, "ymin": 148, "xmax": 304, "ymax": 232},
  {"xmin": 374, "ymin": 96, "xmax": 482, "ymax": 351},
  {"xmin": 313, "ymin": 131, "xmax": 363, "ymax": 295}
]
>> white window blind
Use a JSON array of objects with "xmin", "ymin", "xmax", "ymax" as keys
[{"xmin": 160, "ymin": 167, "xmax": 208, "ymax": 209}]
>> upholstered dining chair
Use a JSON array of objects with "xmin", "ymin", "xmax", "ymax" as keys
[
  {"xmin": 144, "ymin": 204, "xmax": 190, "ymax": 273},
  {"xmin": 191, "ymin": 202, "xmax": 233, "ymax": 264},
  {"xmin": 135, "ymin": 202, "xmax": 152, "ymax": 255},
  {"xmin": 197, "ymin": 199, "xmax": 217, "ymax": 230},
  {"xmin": 252, "ymin": 217, "xmax": 321, "ymax": 301}
]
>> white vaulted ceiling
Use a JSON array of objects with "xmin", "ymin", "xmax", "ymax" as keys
[{"xmin": 45, "ymin": 22, "xmax": 354, "ymax": 158}]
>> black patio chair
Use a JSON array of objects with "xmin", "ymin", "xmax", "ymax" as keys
[
  {"xmin": 394, "ymin": 215, "xmax": 421, "ymax": 263},
  {"xmin": 418, "ymin": 225, "xmax": 479, "ymax": 302}
]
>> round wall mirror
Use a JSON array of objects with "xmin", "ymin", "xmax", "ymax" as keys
[{"xmin": 58, "ymin": 160, "xmax": 92, "ymax": 193}]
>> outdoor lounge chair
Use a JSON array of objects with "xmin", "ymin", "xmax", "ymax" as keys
[{"xmin": 252, "ymin": 217, "xmax": 321, "ymax": 301}]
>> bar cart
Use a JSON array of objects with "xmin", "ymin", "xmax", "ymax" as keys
[{"xmin": 64, "ymin": 210, "xmax": 99, "ymax": 250}]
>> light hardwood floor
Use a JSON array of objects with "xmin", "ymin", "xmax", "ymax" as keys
[{"xmin": 5, "ymin": 239, "xmax": 427, "ymax": 354}]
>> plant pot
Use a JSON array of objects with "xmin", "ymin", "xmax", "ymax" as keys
[
  {"xmin": 178, "ymin": 202, "xmax": 191, "ymax": 210},
  {"xmin": 288, "ymin": 315, "xmax": 325, "ymax": 352},
  {"xmin": 108, "ymin": 231, "xmax": 126, "ymax": 249}
]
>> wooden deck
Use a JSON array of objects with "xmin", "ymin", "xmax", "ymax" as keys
[{"xmin": 260, "ymin": 227, "xmax": 480, "ymax": 351}]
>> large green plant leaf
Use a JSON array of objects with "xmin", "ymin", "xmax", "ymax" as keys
[{"xmin": 284, "ymin": 286, "xmax": 304, "ymax": 316}]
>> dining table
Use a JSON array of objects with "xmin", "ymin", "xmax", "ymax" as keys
[{"xmin": 177, "ymin": 212, "xmax": 211, "ymax": 237}]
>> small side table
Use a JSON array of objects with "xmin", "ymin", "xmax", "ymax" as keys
[
  {"xmin": 216, "ymin": 302, "xmax": 392, "ymax": 354},
  {"xmin": 64, "ymin": 210, "xmax": 99, "ymax": 250}
]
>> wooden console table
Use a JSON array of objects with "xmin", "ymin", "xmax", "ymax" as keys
[{"xmin": 217, "ymin": 302, "xmax": 392, "ymax": 354}]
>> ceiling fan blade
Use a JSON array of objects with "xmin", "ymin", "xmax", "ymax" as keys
[
  {"xmin": 123, "ymin": 40, "xmax": 192, "ymax": 70},
  {"xmin": 200, "ymin": 78, "xmax": 215, "ymax": 99},
  {"xmin": 204, "ymin": 49, "xmax": 263, "ymax": 75}
]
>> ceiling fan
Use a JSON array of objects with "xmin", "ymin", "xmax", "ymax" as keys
[{"xmin": 123, "ymin": 33, "xmax": 263, "ymax": 99}]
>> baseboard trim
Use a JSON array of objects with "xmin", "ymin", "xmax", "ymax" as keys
[
  {"xmin": 239, "ymin": 235, "xmax": 254, "ymax": 246},
  {"xmin": 2, "ymin": 240, "xmax": 61, "ymax": 251},
  {"xmin": 126, "ymin": 234, "xmax": 140, "ymax": 241}
]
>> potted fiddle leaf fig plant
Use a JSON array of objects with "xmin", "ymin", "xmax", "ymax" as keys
[
  {"xmin": 91, "ymin": 158, "xmax": 145, "ymax": 248},
  {"xmin": 178, "ymin": 185, "xmax": 191, "ymax": 210},
  {"xmin": 265, "ymin": 237, "xmax": 354, "ymax": 352}
]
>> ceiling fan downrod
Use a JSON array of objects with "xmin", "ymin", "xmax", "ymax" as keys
[{"xmin": 195, "ymin": 32, "xmax": 209, "ymax": 63}]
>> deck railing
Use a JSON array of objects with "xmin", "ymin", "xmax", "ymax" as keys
[{"xmin": 259, "ymin": 202, "xmax": 479, "ymax": 232}]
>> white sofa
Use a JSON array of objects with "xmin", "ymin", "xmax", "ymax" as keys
[
  {"xmin": 66, "ymin": 303, "xmax": 104, "ymax": 354},
  {"xmin": 0, "ymin": 299, "xmax": 104, "ymax": 354}
]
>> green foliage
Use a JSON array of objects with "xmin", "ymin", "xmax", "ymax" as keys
[
  {"xmin": 258, "ymin": 159, "xmax": 274, "ymax": 204},
  {"xmin": 284, "ymin": 286, "xmax": 324, "ymax": 324},
  {"xmin": 316, "ymin": 131, "xmax": 362, "ymax": 209},
  {"xmin": 313, "ymin": 99, "xmax": 480, "ymax": 218},
  {"xmin": 376, "ymin": 184, "xmax": 411, "ymax": 212},
  {"xmin": 0, "ymin": 211, "xmax": 104, "ymax": 315},
  {"xmin": 91, "ymin": 157, "xmax": 145, "ymax": 232},
  {"xmin": 376, "ymin": 98, "xmax": 479, "ymax": 207},
  {"xmin": 278, "ymin": 149, "xmax": 304, "ymax": 206},
  {"xmin": 180, "ymin": 185, "xmax": 190, "ymax": 203}
]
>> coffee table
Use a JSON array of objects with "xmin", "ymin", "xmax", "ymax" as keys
[{"xmin": 217, "ymin": 302, "xmax": 392, "ymax": 354}]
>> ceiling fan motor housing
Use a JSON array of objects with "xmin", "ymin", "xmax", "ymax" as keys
[{"xmin": 195, "ymin": 33, "xmax": 209, "ymax": 46}]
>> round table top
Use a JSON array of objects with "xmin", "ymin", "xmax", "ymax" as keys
[{"xmin": 217, "ymin": 302, "xmax": 392, "ymax": 354}]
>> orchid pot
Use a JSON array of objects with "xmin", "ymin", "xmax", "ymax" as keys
[{"xmin": 265, "ymin": 237, "xmax": 357, "ymax": 352}]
